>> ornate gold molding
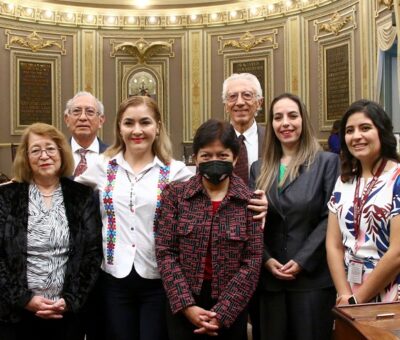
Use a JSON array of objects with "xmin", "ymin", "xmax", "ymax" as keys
[
  {"xmin": 0, "ymin": 0, "xmax": 339, "ymax": 29},
  {"xmin": 376, "ymin": 0, "xmax": 395, "ymax": 17},
  {"xmin": 218, "ymin": 30, "xmax": 278, "ymax": 54},
  {"xmin": 110, "ymin": 38, "xmax": 174, "ymax": 64},
  {"xmin": 5, "ymin": 30, "xmax": 66, "ymax": 54},
  {"xmin": 189, "ymin": 31, "xmax": 202, "ymax": 141},
  {"xmin": 223, "ymin": 31, "xmax": 272, "ymax": 52},
  {"xmin": 319, "ymin": 12, "xmax": 352, "ymax": 35},
  {"xmin": 379, "ymin": 0, "xmax": 394, "ymax": 9},
  {"xmin": 314, "ymin": 7, "xmax": 357, "ymax": 41}
]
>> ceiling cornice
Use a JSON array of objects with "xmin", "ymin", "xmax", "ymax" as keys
[{"xmin": 0, "ymin": 0, "xmax": 338, "ymax": 29}]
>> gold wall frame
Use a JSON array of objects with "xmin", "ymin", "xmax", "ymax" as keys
[
  {"xmin": 318, "ymin": 34, "xmax": 355, "ymax": 131},
  {"xmin": 10, "ymin": 51, "xmax": 61, "ymax": 135}
]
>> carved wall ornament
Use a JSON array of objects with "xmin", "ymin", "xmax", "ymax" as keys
[
  {"xmin": 111, "ymin": 38, "xmax": 174, "ymax": 64},
  {"xmin": 319, "ymin": 12, "xmax": 352, "ymax": 35},
  {"xmin": 314, "ymin": 7, "xmax": 357, "ymax": 41},
  {"xmin": 378, "ymin": 0, "xmax": 393, "ymax": 9},
  {"xmin": 5, "ymin": 31, "xmax": 66, "ymax": 54},
  {"xmin": 218, "ymin": 30, "xmax": 278, "ymax": 54},
  {"xmin": 223, "ymin": 31, "xmax": 273, "ymax": 52}
]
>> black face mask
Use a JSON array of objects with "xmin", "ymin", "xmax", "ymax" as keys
[{"xmin": 198, "ymin": 160, "xmax": 233, "ymax": 185}]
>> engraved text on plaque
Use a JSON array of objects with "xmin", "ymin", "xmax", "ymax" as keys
[
  {"xmin": 326, "ymin": 45, "xmax": 349, "ymax": 121},
  {"xmin": 19, "ymin": 61, "xmax": 52, "ymax": 125}
]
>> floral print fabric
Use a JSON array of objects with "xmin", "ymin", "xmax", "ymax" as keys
[{"xmin": 328, "ymin": 164, "xmax": 400, "ymax": 302}]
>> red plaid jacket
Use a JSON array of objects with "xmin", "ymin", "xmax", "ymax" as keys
[{"xmin": 155, "ymin": 173, "xmax": 263, "ymax": 328}]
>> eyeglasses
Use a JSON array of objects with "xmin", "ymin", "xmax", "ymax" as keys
[
  {"xmin": 69, "ymin": 106, "xmax": 99, "ymax": 118},
  {"xmin": 28, "ymin": 146, "xmax": 60, "ymax": 158},
  {"xmin": 226, "ymin": 91, "xmax": 256, "ymax": 103}
]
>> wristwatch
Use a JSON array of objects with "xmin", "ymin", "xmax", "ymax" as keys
[{"xmin": 348, "ymin": 295, "xmax": 357, "ymax": 305}]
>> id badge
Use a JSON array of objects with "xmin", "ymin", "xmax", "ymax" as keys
[{"xmin": 347, "ymin": 260, "xmax": 363, "ymax": 284}]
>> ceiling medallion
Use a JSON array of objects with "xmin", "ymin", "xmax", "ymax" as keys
[
  {"xmin": 111, "ymin": 38, "xmax": 172, "ymax": 63},
  {"xmin": 223, "ymin": 31, "xmax": 273, "ymax": 52}
]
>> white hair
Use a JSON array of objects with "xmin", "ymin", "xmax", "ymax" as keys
[
  {"xmin": 64, "ymin": 91, "xmax": 105, "ymax": 116},
  {"xmin": 222, "ymin": 73, "xmax": 263, "ymax": 103}
]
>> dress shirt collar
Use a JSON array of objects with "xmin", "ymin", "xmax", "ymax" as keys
[
  {"xmin": 71, "ymin": 137, "xmax": 99, "ymax": 154},
  {"xmin": 233, "ymin": 119, "xmax": 257, "ymax": 141}
]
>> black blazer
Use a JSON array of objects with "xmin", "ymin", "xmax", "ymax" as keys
[
  {"xmin": 0, "ymin": 178, "xmax": 102, "ymax": 323},
  {"xmin": 98, "ymin": 137, "xmax": 108, "ymax": 153},
  {"xmin": 256, "ymin": 124, "xmax": 265, "ymax": 158},
  {"xmin": 250, "ymin": 151, "xmax": 339, "ymax": 291}
]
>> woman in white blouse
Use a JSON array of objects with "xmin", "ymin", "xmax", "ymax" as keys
[{"xmin": 76, "ymin": 96, "xmax": 192, "ymax": 340}]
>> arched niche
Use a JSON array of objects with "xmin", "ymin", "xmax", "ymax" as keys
[
  {"xmin": 121, "ymin": 66, "xmax": 165, "ymax": 119},
  {"xmin": 128, "ymin": 70, "xmax": 157, "ymax": 98},
  {"xmin": 122, "ymin": 67, "xmax": 161, "ymax": 100}
]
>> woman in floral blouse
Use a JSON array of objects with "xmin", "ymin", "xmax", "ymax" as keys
[{"xmin": 326, "ymin": 99, "xmax": 400, "ymax": 306}]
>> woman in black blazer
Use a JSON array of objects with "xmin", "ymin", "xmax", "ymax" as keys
[
  {"xmin": 0, "ymin": 123, "xmax": 102, "ymax": 340},
  {"xmin": 250, "ymin": 93, "xmax": 339, "ymax": 340}
]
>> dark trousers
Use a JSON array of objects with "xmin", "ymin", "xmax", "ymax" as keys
[
  {"xmin": 0, "ymin": 310, "xmax": 84, "ymax": 340},
  {"xmin": 248, "ymin": 288, "xmax": 261, "ymax": 340},
  {"xmin": 83, "ymin": 277, "xmax": 106, "ymax": 340},
  {"xmin": 259, "ymin": 288, "xmax": 336, "ymax": 340},
  {"xmin": 166, "ymin": 280, "xmax": 248, "ymax": 340},
  {"xmin": 102, "ymin": 266, "xmax": 168, "ymax": 340}
]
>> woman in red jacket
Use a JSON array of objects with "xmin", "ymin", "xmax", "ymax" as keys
[{"xmin": 155, "ymin": 119, "xmax": 263, "ymax": 340}]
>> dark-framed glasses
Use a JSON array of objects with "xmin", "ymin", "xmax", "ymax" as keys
[
  {"xmin": 70, "ymin": 106, "xmax": 99, "ymax": 118},
  {"xmin": 28, "ymin": 146, "xmax": 60, "ymax": 158},
  {"xmin": 226, "ymin": 91, "xmax": 255, "ymax": 103}
]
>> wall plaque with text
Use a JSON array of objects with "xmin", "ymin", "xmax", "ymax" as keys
[
  {"xmin": 19, "ymin": 61, "xmax": 52, "ymax": 125},
  {"xmin": 232, "ymin": 60, "xmax": 266, "ymax": 122},
  {"xmin": 326, "ymin": 45, "xmax": 349, "ymax": 121}
]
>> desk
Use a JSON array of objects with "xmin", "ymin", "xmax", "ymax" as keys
[{"xmin": 333, "ymin": 302, "xmax": 400, "ymax": 339}]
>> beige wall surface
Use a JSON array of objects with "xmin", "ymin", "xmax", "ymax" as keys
[{"xmin": 0, "ymin": 0, "xmax": 396, "ymax": 177}]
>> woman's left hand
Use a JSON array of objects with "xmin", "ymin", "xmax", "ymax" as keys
[
  {"xmin": 35, "ymin": 298, "xmax": 66, "ymax": 319},
  {"xmin": 194, "ymin": 317, "xmax": 221, "ymax": 336},
  {"xmin": 280, "ymin": 260, "xmax": 302, "ymax": 276},
  {"xmin": 248, "ymin": 189, "xmax": 268, "ymax": 223}
]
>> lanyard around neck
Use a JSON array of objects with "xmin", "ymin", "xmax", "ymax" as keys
[{"xmin": 353, "ymin": 159, "xmax": 387, "ymax": 239}]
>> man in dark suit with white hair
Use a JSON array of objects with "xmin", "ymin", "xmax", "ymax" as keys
[
  {"xmin": 64, "ymin": 91, "xmax": 108, "ymax": 177},
  {"xmin": 222, "ymin": 73, "xmax": 265, "ymax": 186}
]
